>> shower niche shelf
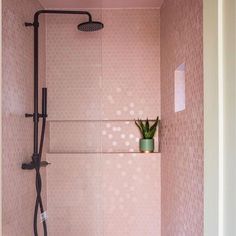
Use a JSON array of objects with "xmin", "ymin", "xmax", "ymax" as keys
[
  {"xmin": 48, "ymin": 119, "xmax": 160, "ymax": 154},
  {"xmin": 48, "ymin": 151, "xmax": 161, "ymax": 154},
  {"xmin": 48, "ymin": 119, "xmax": 158, "ymax": 122}
]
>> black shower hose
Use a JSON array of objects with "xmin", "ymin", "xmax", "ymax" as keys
[{"xmin": 33, "ymin": 116, "xmax": 47, "ymax": 236}]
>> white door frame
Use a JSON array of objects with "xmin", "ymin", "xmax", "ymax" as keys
[
  {"xmin": 204, "ymin": 0, "xmax": 236, "ymax": 235},
  {"xmin": 204, "ymin": 0, "xmax": 220, "ymax": 234}
]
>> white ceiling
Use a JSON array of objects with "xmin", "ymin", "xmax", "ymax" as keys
[{"xmin": 38, "ymin": 0, "xmax": 164, "ymax": 9}]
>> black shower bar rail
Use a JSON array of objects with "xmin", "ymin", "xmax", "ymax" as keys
[{"xmin": 21, "ymin": 9, "xmax": 103, "ymax": 236}]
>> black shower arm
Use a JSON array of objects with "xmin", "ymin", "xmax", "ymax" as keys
[{"xmin": 33, "ymin": 10, "xmax": 92, "ymax": 25}]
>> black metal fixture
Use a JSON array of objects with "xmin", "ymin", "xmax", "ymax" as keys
[{"xmin": 22, "ymin": 9, "xmax": 104, "ymax": 236}]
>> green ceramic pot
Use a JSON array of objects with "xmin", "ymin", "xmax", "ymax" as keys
[{"xmin": 140, "ymin": 139, "xmax": 154, "ymax": 153}]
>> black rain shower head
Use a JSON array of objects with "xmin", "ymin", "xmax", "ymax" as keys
[{"xmin": 78, "ymin": 21, "xmax": 104, "ymax": 32}]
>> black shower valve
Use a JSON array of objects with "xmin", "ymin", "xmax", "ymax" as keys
[
  {"xmin": 22, "ymin": 162, "xmax": 35, "ymax": 170},
  {"xmin": 22, "ymin": 161, "xmax": 51, "ymax": 170}
]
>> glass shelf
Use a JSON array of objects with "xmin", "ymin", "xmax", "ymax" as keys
[
  {"xmin": 48, "ymin": 119, "xmax": 158, "ymax": 122},
  {"xmin": 48, "ymin": 151, "xmax": 161, "ymax": 154}
]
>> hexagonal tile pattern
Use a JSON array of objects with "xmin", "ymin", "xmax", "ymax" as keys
[
  {"xmin": 160, "ymin": 0, "xmax": 204, "ymax": 235},
  {"xmin": 46, "ymin": 8, "xmax": 161, "ymax": 236},
  {"xmin": 50, "ymin": 121, "xmax": 101, "ymax": 153},
  {"xmin": 47, "ymin": 153, "xmax": 161, "ymax": 236}
]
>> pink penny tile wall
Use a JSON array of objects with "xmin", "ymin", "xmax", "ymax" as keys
[
  {"xmin": 2, "ymin": 0, "xmax": 48, "ymax": 235},
  {"xmin": 101, "ymin": 9, "xmax": 160, "ymax": 120},
  {"xmin": 46, "ymin": 10, "xmax": 103, "ymax": 121},
  {"xmin": 47, "ymin": 153, "xmax": 161, "ymax": 236},
  {"xmin": 46, "ymin": 154, "xmax": 103, "ymax": 235},
  {"xmin": 46, "ymin": 8, "xmax": 161, "ymax": 236},
  {"xmin": 102, "ymin": 153, "xmax": 161, "ymax": 236},
  {"xmin": 46, "ymin": 9, "xmax": 160, "ymax": 122},
  {"xmin": 50, "ymin": 121, "xmax": 101, "ymax": 153},
  {"xmin": 160, "ymin": 0, "xmax": 204, "ymax": 235}
]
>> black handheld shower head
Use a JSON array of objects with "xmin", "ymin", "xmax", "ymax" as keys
[{"xmin": 78, "ymin": 20, "xmax": 104, "ymax": 32}]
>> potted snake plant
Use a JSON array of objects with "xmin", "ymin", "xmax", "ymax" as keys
[{"xmin": 135, "ymin": 117, "xmax": 159, "ymax": 153}]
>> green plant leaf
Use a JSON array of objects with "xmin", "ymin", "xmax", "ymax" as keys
[
  {"xmin": 144, "ymin": 131, "xmax": 149, "ymax": 139},
  {"xmin": 139, "ymin": 119, "xmax": 146, "ymax": 133},
  {"xmin": 135, "ymin": 120, "xmax": 144, "ymax": 138},
  {"xmin": 135, "ymin": 120, "xmax": 141, "ymax": 129},
  {"xmin": 148, "ymin": 127, "xmax": 156, "ymax": 138},
  {"xmin": 145, "ymin": 118, "xmax": 149, "ymax": 132},
  {"xmin": 135, "ymin": 117, "xmax": 159, "ymax": 139},
  {"xmin": 150, "ymin": 116, "xmax": 159, "ymax": 131}
]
